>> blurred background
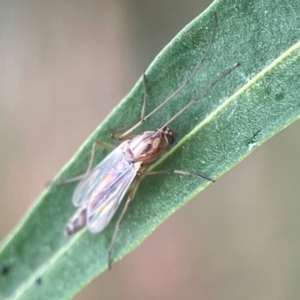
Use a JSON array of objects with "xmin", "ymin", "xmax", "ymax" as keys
[{"xmin": 1, "ymin": 1, "xmax": 300, "ymax": 299}]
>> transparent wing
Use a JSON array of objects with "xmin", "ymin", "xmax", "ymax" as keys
[
  {"xmin": 72, "ymin": 142, "xmax": 141, "ymax": 233},
  {"xmin": 87, "ymin": 161, "xmax": 140, "ymax": 233},
  {"xmin": 73, "ymin": 145, "xmax": 126, "ymax": 207}
]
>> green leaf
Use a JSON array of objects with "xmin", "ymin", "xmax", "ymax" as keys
[{"xmin": 1, "ymin": 0, "xmax": 300, "ymax": 299}]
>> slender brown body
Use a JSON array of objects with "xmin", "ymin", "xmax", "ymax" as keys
[
  {"xmin": 58, "ymin": 12, "xmax": 239, "ymax": 268},
  {"xmin": 64, "ymin": 127, "xmax": 175, "ymax": 237}
]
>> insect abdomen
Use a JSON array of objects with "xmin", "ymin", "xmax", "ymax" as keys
[{"xmin": 64, "ymin": 206, "xmax": 87, "ymax": 236}]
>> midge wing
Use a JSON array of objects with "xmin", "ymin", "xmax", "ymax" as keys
[
  {"xmin": 72, "ymin": 142, "xmax": 141, "ymax": 233},
  {"xmin": 87, "ymin": 161, "xmax": 141, "ymax": 233},
  {"xmin": 73, "ymin": 145, "xmax": 127, "ymax": 207},
  {"xmin": 87, "ymin": 158, "xmax": 141, "ymax": 233}
]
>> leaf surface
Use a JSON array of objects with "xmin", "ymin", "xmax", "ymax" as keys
[{"xmin": 1, "ymin": 0, "xmax": 300, "ymax": 299}]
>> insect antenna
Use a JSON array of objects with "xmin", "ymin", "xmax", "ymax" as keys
[{"xmin": 120, "ymin": 12, "xmax": 218, "ymax": 139}]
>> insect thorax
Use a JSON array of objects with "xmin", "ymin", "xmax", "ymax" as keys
[{"xmin": 125, "ymin": 128, "xmax": 174, "ymax": 163}]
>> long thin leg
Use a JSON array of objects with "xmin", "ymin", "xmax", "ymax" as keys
[
  {"xmin": 159, "ymin": 62, "xmax": 240, "ymax": 130},
  {"xmin": 110, "ymin": 126, "xmax": 138, "ymax": 141},
  {"xmin": 119, "ymin": 13, "xmax": 218, "ymax": 139},
  {"xmin": 107, "ymin": 166, "xmax": 213, "ymax": 268},
  {"xmin": 111, "ymin": 73, "xmax": 148, "ymax": 141},
  {"xmin": 85, "ymin": 141, "xmax": 115, "ymax": 173},
  {"xmin": 142, "ymin": 169, "xmax": 215, "ymax": 182},
  {"xmin": 48, "ymin": 174, "xmax": 87, "ymax": 186},
  {"xmin": 48, "ymin": 141, "xmax": 115, "ymax": 186},
  {"xmin": 108, "ymin": 178, "xmax": 142, "ymax": 269}
]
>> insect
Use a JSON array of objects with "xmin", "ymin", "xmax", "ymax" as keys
[{"xmin": 52, "ymin": 13, "xmax": 240, "ymax": 269}]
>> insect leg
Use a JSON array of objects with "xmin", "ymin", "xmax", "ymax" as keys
[
  {"xmin": 85, "ymin": 141, "xmax": 115, "ymax": 173},
  {"xmin": 159, "ymin": 62, "xmax": 240, "ymax": 130},
  {"xmin": 119, "ymin": 12, "xmax": 218, "ymax": 139},
  {"xmin": 142, "ymin": 169, "xmax": 215, "ymax": 182},
  {"xmin": 111, "ymin": 74, "xmax": 148, "ymax": 141},
  {"xmin": 49, "ymin": 141, "xmax": 115, "ymax": 186},
  {"xmin": 110, "ymin": 127, "xmax": 138, "ymax": 141},
  {"xmin": 108, "ymin": 178, "xmax": 142, "ymax": 269}
]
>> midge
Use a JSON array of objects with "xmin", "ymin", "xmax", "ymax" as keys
[{"xmin": 53, "ymin": 13, "xmax": 240, "ymax": 269}]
